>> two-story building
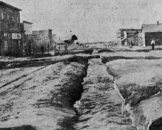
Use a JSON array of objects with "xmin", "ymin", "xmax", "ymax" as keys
[{"xmin": 0, "ymin": 1, "xmax": 22, "ymax": 56}]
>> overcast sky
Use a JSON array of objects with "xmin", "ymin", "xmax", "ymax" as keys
[{"xmin": 3, "ymin": 0, "xmax": 162, "ymax": 42}]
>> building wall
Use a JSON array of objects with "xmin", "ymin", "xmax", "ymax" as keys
[
  {"xmin": 23, "ymin": 22, "xmax": 32, "ymax": 35},
  {"xmin": 0, "ymin": 6, "xmax": 20, "ymax": 32},
  {"xmin": 20, "ymin": 22, "xmax": 34, "ymax": 56},
  {"xmin": 145, "ymin": 32, "xmax": 162, "ymax": 46},
  {"xmin": 0, "ymin": 5, "xmax": 21, "ymax": 55},
  {"xmin": 118, "ymin": 29, "xmax": 141, "ymax": 46},
  {"xmin": 32, "ymin": 30, "xmax": 50, "ymax": 46},
  {"xmin": 142, "ymin": 24, "xmax": 162, "ymax": 33},
  {"xmin": 138, "ymin": 33, "xmax": 145, "ymax": 46},
  {"xmin": 32, "ymin": 30, "xmax": 53, "ymax": 53},
  {"xmin": 141, "ymin": 24, "xmax": 162, "ymax": 46}
]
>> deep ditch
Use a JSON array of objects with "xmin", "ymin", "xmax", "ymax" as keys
[
  {"xmin": 58, "ymin": 55, "xmax": 162, "ymax": 130},
  {"xmin": 55, "ymin": 55, "xmax": 99, "ymax": 130},
  {"xmin": 0, "ymin": 125, "xmax": 37, "ymax": 130},
  {"xmin": 0, "ymin": 55, "xmax": 99, "ymax": 130},
  {"xmin": 149, "ymin": 117, "xmax": 162, "ymax": 130},
  {"xmin": 2, "ymin": 55, "xmax": 161, "ymax": 130},
  {"xmin": 102, "ymin": 56, "xmax": 162, "ymax": 130}
]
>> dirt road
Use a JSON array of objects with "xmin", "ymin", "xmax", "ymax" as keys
[{"xmin": 1, "ymin": 50, "xmax": 162, "ymax": 130}]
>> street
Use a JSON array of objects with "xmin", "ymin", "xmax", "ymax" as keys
[{"xmin": 0, "ymin": 47, "xmax": 162, "ymax": 130}]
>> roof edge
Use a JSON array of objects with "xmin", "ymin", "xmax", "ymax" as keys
[
  {"xmin": 0, "ymin": 1, "xmax": 21, "ymax": 11},
  {"xmin": 142, "ymin": 23, "xmax": 162, "ymax": 26},
  {"xmin": 32, "ymin": 29, "xmax": 52, "ymax": 32},
  {"xmin": 23, "ymin": 21, "xmax": 33, "ymax": 24},
  {"xmin": 119, "ymin": 28, "xmax": 141, "ymax": 31}
]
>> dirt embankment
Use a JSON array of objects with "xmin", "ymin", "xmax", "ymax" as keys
[
  {"xmin": 2, "ymin": 50, "xmax": 162, "ymax": 130},
  {"xmin": 75, "ymin": 59, "xmax": 136, "ymax": 130},
  {"xmin": 0, "ymin": 56, "xmax": 93, "ymax": 130},
  {"xmin": 104, "ymin": 57, "xmax": 162, "ymax": 130}
]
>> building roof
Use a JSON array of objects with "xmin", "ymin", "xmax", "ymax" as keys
[
  {"xmin": 55, "ymin": 39, "xmax": 65, "ymax": 45},
  {"xmin": 32, "ymin": 29, "xmax": 52, "ymax": 33},
  {"xmin": 23, "ymin": 21, "xmax": 33, "ymax": 24},
  {"xmin": 117, "ymin": 28, "xmax": 140, "ymax": 38},
  {"xmin": 53, "ymin": 37, "xmax": 65, "ymax": 45},
  {"xmin": 0, "ymin": 1, "xmax": 21, "ymax": 11},
  {"xmin": 142, "ymin": 23, "xmax": 162, "ymax": 33},
  {"xmin": 119, "ymin": 28, "xmax": 141, "ymax": 31}
]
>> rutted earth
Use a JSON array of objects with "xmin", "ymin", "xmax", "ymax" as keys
[
  {"xmin": 75, "ymin": 59, "xmax": 135, "ymax": 130},
  {"xmin": 1, "ymin": 50, "xmax": 162, "ymax": 130}
]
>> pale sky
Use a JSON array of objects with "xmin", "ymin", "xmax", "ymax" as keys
[{"xmin": 3, "ymin": 0, "xmax": 162, "ymax": 42}]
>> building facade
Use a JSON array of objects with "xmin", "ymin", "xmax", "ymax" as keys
[
  {"xmin": 0, "ymin": 1, "xmax": 22, "ymax": 56},
  {"xmin": 117, "ymin": 22, "xmax": 162, "ymax": 47},
  {"xmin": 32, "ymin": 29, "xmax": 53, "ymax": 54},
  {"xmin": 117, "ymin": 29, "xmax": 141, "ymax": 46},
  {"xmin": 141, "ymin": 22, "xmax": 162, "ymax": 46},
  {"xmin": 21, "ymin": 21, "xmax": 33, "ymax": 56},
  {"xmin": 21, "ymin": 21, "xmax": 32, "ymax": 35}
]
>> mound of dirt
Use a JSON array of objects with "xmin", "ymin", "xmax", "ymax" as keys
[
  {"xmin": 106, "ymin": 59, "xmax": 162, "ymax": 106},
  {"xmin": 75, "ymin": 59, "xmax": 135, "ymax": 130},
  {"xmin": 0, "ymin": 57, "xmax": 88, "ymax": 130},
  {"xmin": 106, "ymin": 58, "xmax": 162, "ymax": 130}
]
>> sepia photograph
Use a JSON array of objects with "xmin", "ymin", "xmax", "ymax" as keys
[{"xmin": 0, "ymin": 0, "xmax": 162, "ymax": 130}]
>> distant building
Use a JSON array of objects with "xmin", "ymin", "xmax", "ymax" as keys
[
  {"xmin": 141, "ymin": 21, "xmax": 162, "ymax": 46},
  {"xmin": 117, "ymin": 29, "xmax": 141, "ymax": 46},
  {"xmin": 55, "ymin": 38, "xmax": 67, "ymax": 51},
  {"xmin": 54, "ymin": 35, "xmax": 78, "ymax": 52},
  {"xmin": 21, "ymin": 21, "xmax": 33, "ymax": 55},
  {"xmin": 32, "ymin": 29, "xmax": 53, "ymax": 53},
  {"xmin": 0, "ymin": 1, "xmax": 22, "ymax": 56},
  {"xmin": 52, "ymin": 34, "xmax": 56, "ymax": 45},
  {"xmin": 21, "ymin": 21, "xmax": 33, "ymax": 35}
]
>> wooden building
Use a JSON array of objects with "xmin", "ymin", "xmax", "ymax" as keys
[
  {"xmin": 32, "ymin": 29, "xmax": 53, "ymax": 54},
  {"xmin": 21, "ymin": 21, "xmax": 32, "ymax": 35},
  {"xmin": 21, "ymin": 21, "xmax": 33, "ymax": 56},
  {"xmin": 141, "ymin": 21, "xmax": 162, "ymax": 46},
  {"xmin": 0, "ymin": 1, "xmax": 22, "ymax": 56},
  {"xmin": 117, "ymin": 29, "xmax": 141, "ymax": 46}
]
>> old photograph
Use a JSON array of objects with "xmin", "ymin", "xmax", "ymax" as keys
[{"xmin": 0, "ymin": 0, "xmax": 162, "ymax": 130}]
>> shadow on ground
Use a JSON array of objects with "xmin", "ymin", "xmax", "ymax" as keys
[
  {"xmin": 55, "ymin": 49, "xmax": 93, "ymax": 56},
  {"xmin": 0, "ymin": 55, "xmax": 100, "ymax": 70},
  {"xmin": 102, "ymin": 56, "xmax": 162, "ymax": 63},
  {"xmin": 0, "ymin": 125, "xmax": 37, "ymax": 130},
  {"xmin": 0, "ymin": 58, "xmax": 64, "ymax": 70},
  {"xmin": 120, "ymin": 47, "xmax": 162, "ymax": 52}
]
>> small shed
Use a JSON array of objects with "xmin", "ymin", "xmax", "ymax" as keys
[
  {"xmin": 55, "ymin": 39, "xmax": 68, "ymax": 51},
  {"xmin": 117, "ymin": 29, "xmax": 141, "ymax": 46}
]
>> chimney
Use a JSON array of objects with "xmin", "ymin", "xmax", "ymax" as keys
[{"xmin": 157, "ymin": 21, "xmax": 160, "ymax": 25}]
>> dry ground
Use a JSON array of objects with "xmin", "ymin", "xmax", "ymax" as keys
[{"xmin": 1, "ymin": 47, "xmax": 162, "ymax": 130}]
